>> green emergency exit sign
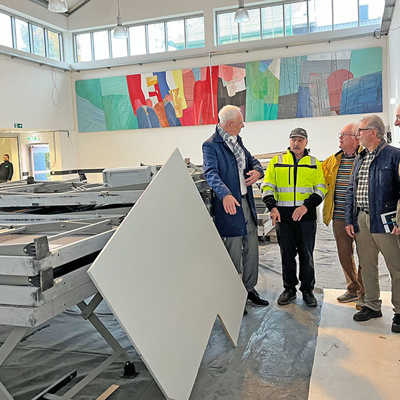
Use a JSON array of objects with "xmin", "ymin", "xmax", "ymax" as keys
[{"xmin": 13, "ymin": 122, "xmax": 23, "ymax": 128}]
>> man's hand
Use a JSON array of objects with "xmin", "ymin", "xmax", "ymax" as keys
[
  {"xmin": 345, "ymin": 224, "xmax": 355, "ymax": 238},
  {"xmin": 292, "ymin": 205, "xmax": 307, "ymax": 222},
  {"xmin": 245, "ymin": 170, "xmax": 261, "ymax": 186},
  {"xmin": 270, "ymin": 207, "xmax": 281, "ymax": 226},
  {"xmin": 223, "ymin": 194, "xmax": 240, "ymax": 215},
  {"xmin": 392, "ymin": 226, "xmax": 400, "ymax": 235}
]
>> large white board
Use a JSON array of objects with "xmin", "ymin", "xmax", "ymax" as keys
[
  {"xmin": 88, "ymin": 149, "xmax": 247, "ymax": 400},
  {"xmin": 309, "ymin": 289, "xmax": 399, "ymax": 400}
]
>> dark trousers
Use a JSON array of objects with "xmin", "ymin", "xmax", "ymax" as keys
[{"xmin": 276, "ymin": 220, "xmax": 316, "ymax": 292}]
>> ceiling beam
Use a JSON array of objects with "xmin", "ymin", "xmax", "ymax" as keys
[
  {"xmin": 28, "ymin": 0, "xmax": 49, "ymax": 8},
  {"xmin": 380, "ymin": 0, "xmax": 397, "ymax": 35},
  {"xmin": 27, "ymin": 0, "xmax": 91, "ymax": 16},
  {"xmin": 65, "ymin": 0, "xmax": 91, "ymax": 16}
]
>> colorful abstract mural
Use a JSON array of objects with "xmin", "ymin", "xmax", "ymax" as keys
[{"xmin": 75, "ymin": 47, "xmax": 382, "ymax": 132}]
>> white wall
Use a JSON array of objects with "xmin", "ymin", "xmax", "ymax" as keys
[
  {"xmin": 0, "ymin": 54, "xmax": 77, "ymax": 170},
  {"xmin": 388, "ymin": 0, "xmax": 400, "ymax": 146},
  {"xmin": 73, "ymin": 35, "xmax": 388, "ymax": 169}
]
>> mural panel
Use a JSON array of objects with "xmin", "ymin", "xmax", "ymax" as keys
[{"xmin": 75, "ymin": 47, "xmax": 383, "ymax": 132}]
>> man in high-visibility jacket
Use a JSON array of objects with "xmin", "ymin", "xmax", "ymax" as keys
[
  {"xmin": 322, "ymin": 123, "xmax": 364, "ymax": 305},
  {"xmin": 262, "ymin": 128, "xmax": 327, "ymax": 307}
]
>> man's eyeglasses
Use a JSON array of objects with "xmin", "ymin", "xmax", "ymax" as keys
[
  {"xmin": 338, "ymin": 132, "xmax": 356, "ymax": 138},
  {"xmin": 357, "ymin": 127, "xmax": 372, "ymax": 134}
]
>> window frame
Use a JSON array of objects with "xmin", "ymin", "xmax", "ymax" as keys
[
  {"xmin": 0, "ymin": 9, "xmax": 64, "ymax": 61},
  {"xmin": 72, "ymin": 13, "xmax": 205, "ymax": 63},
  {"xmin": 215, "ymin": 0, "xmax": 384, "ymax": 46}
]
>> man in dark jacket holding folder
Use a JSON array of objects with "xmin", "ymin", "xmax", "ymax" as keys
[
  {"xmin": 202, "ymin": 105, "xmax": 269, "ymax": 307},
  {"xmin": 345, "ymin": 115, "xmax": 400, "ymax": 333}
]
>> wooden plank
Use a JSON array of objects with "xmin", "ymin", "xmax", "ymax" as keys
[
  {"xmin": 96, "ymin": 384, "xmax": 119, "ymax": 400},
  {"xmin": 89, "ymin": 149, "xmax": 247, "ymax": 400},
  {"xmin": 309, "ymin": 289, "xmax": 399, "ymax": 400}
]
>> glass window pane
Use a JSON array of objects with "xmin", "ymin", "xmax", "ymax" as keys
[
  {"xmin": 129, "ymin": 25, "xmax": 146, "ymax": 55},
  {"xmin": 167, "ymin": 19, "xmax": 184, "ymax": 51},
  {"xmin": 261, "ymin": 5, "xmax": 283, "ymax": 39},
  {"xmin": 334, "ymin": 0, "xmax": 358, "ymax": 29},
  {"xmin": 284, "ymin": 2, "xmax": 308, "ymax": 36},
  {"xmin": 0, "ymin": 13, "xmax": 13, "ymax": 47},
  {"xmin": 15, "ymin": 19, "xmax": 30, "ymax": 52},
  {"xmin": 32, "ymin": 25, "xmax": 45, "ymax": 57},
  {"xmin": 47, "ymin": 30, "xmax": 61, "ymax": 60},
  {"xmin": 239, "ymin": 8, "xmax": 261, "ymax": 42},
  {"xmin": 112, "ymin": 36, "xmax": 128, "ymax": 58},
  {"xmin": 359, "ymin": 0, "xmax": 385, "ymax": 26},
  {"xmin": 185, "ymin": 17, "xmax": 205, "ymax": 49},
  {"xmin": 309, "ymin": 0, "xmax": 332, "ymax": 32},
  {"xmin": 93, "ymin": 30, "xmax": 109, "ymax": 60},
  {"xmin": 217, "ymin": 12, "xmax": 238, "ymax": 45},
  {"xmin": 76, "ymin": 33, "xmax": 92, "ymax": 62},
  {"xmin": 148, "ymin": 22, "xmax": 165, "ymax": 53}
]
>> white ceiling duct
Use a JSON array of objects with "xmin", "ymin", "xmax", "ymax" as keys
[
  {"xmin": 113, "ymin": 0, "xmax": 128, "ymax": 39},
  {"xmin": 234, "ymin": 0, "xmax": 249, "ymax": 24},
  {"xmin": 48, "ymin": 0, "xmax": 68, "ymax": 13}
]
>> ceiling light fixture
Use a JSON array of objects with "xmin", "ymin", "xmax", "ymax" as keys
[
  {"xmin": 234, "ymin": 0, "xmax": 249, "ymax": 24},
  {"xmin": 113, "ymin": 0, "xmax": 128, "ymax": 39},
  {"xmin": 48, "ymin": 0, "xmax": 68, "ymax": 13}
]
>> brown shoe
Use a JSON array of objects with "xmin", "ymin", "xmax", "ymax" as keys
[{"xmin": 337, "ymin": 291, "xmax": 358, "ymax": 303}]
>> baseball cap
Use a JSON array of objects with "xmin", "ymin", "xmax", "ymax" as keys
[{"xmin": 289, "ymin": 128, "xmax": 308, "ymax": 139}]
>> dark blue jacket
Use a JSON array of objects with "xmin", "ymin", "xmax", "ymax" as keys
[
  {"xmin": 202, "ymin": 127, "xmax": 264, "ymax": 237},
  {"xmin": 345, "ymin": 142, "xmax": 400, "ymax": 233}
]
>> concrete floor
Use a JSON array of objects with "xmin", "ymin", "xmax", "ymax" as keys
[{"xmin": 0, "ymin": 222, "xmax": 393, "ymax": 400}]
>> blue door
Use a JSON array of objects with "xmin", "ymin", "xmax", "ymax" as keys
[{"xmin": 31, "ymin": 144, "xmax": 50, "ymax": 181}]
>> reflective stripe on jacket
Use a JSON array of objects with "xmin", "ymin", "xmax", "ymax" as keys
[{"xmin": 261, "ymin": 149, "xmax": 327, "ymax": 207}]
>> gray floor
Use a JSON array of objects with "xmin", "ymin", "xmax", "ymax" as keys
[{"xmin": 0, "ymin": 223, "xmax": 392, "ymax": 400}]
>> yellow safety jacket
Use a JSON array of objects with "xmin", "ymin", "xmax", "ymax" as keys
[
  {"xmin": 321, "ymin": 146, "xmax": 362, "ymax": 226},
  {"xmin": 261, "ymin": 149, "xmax": 327, "ymax": 208}
]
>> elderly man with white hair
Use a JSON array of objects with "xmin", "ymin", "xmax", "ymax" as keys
[
  {"xmin": 345, "ymin": 114, "xmax": 400, "ymax": 333},
  {"xmin": 202, "ymin": 105, "xmax": 269, "ymax": 309}
]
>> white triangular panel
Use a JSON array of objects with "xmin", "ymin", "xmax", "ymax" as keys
[{"xmin": 88, "ymin": 149, "xmax": 247, "ymax": 400}]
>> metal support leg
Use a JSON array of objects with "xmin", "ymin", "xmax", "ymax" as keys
[
  {"xmin": 55, "ymin": 294, "xmax": 133, "ymax": 399},
  {"xmin": 0, "ymin": 327, "xmax": 29, "ymax": 366},
  {"xmin": 0, "ymin": 381, "xmax": 13, "ymax": 400},
  {"xmin": 77, "ymin": 297, "xmax": 129, "ymax": 359},
  {"xmin": 0, "ymin": 293, "xmax": 135, "ymax": 400},
  {"xmin": 59, "ymin": 354, "xmax": 120, "ymax": 400},
  {"xmin": 0, "ymin": 326, "xmax": 30, "ymax": 400}
]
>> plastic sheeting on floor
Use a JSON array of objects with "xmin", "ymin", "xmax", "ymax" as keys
[{"xmin": 0, "ymin": 223, "xmax": 394, "ymax": 399}]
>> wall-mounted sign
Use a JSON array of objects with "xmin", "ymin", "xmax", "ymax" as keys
[
  {"xmin": 13, "ymin": 123, "xmax": 23, "ymax": 129},
  {"xmin": 27, "ymin": 135, "xmax": 40, "ymax": 142}
]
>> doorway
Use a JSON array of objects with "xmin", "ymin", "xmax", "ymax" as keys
[
  {"xmin": 0, "ymin": 137, "xmax": 20, "ymax": 181},
  {"xmin": 30, "ymin": 144, "xmax": 51, "ymax": 181}
]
